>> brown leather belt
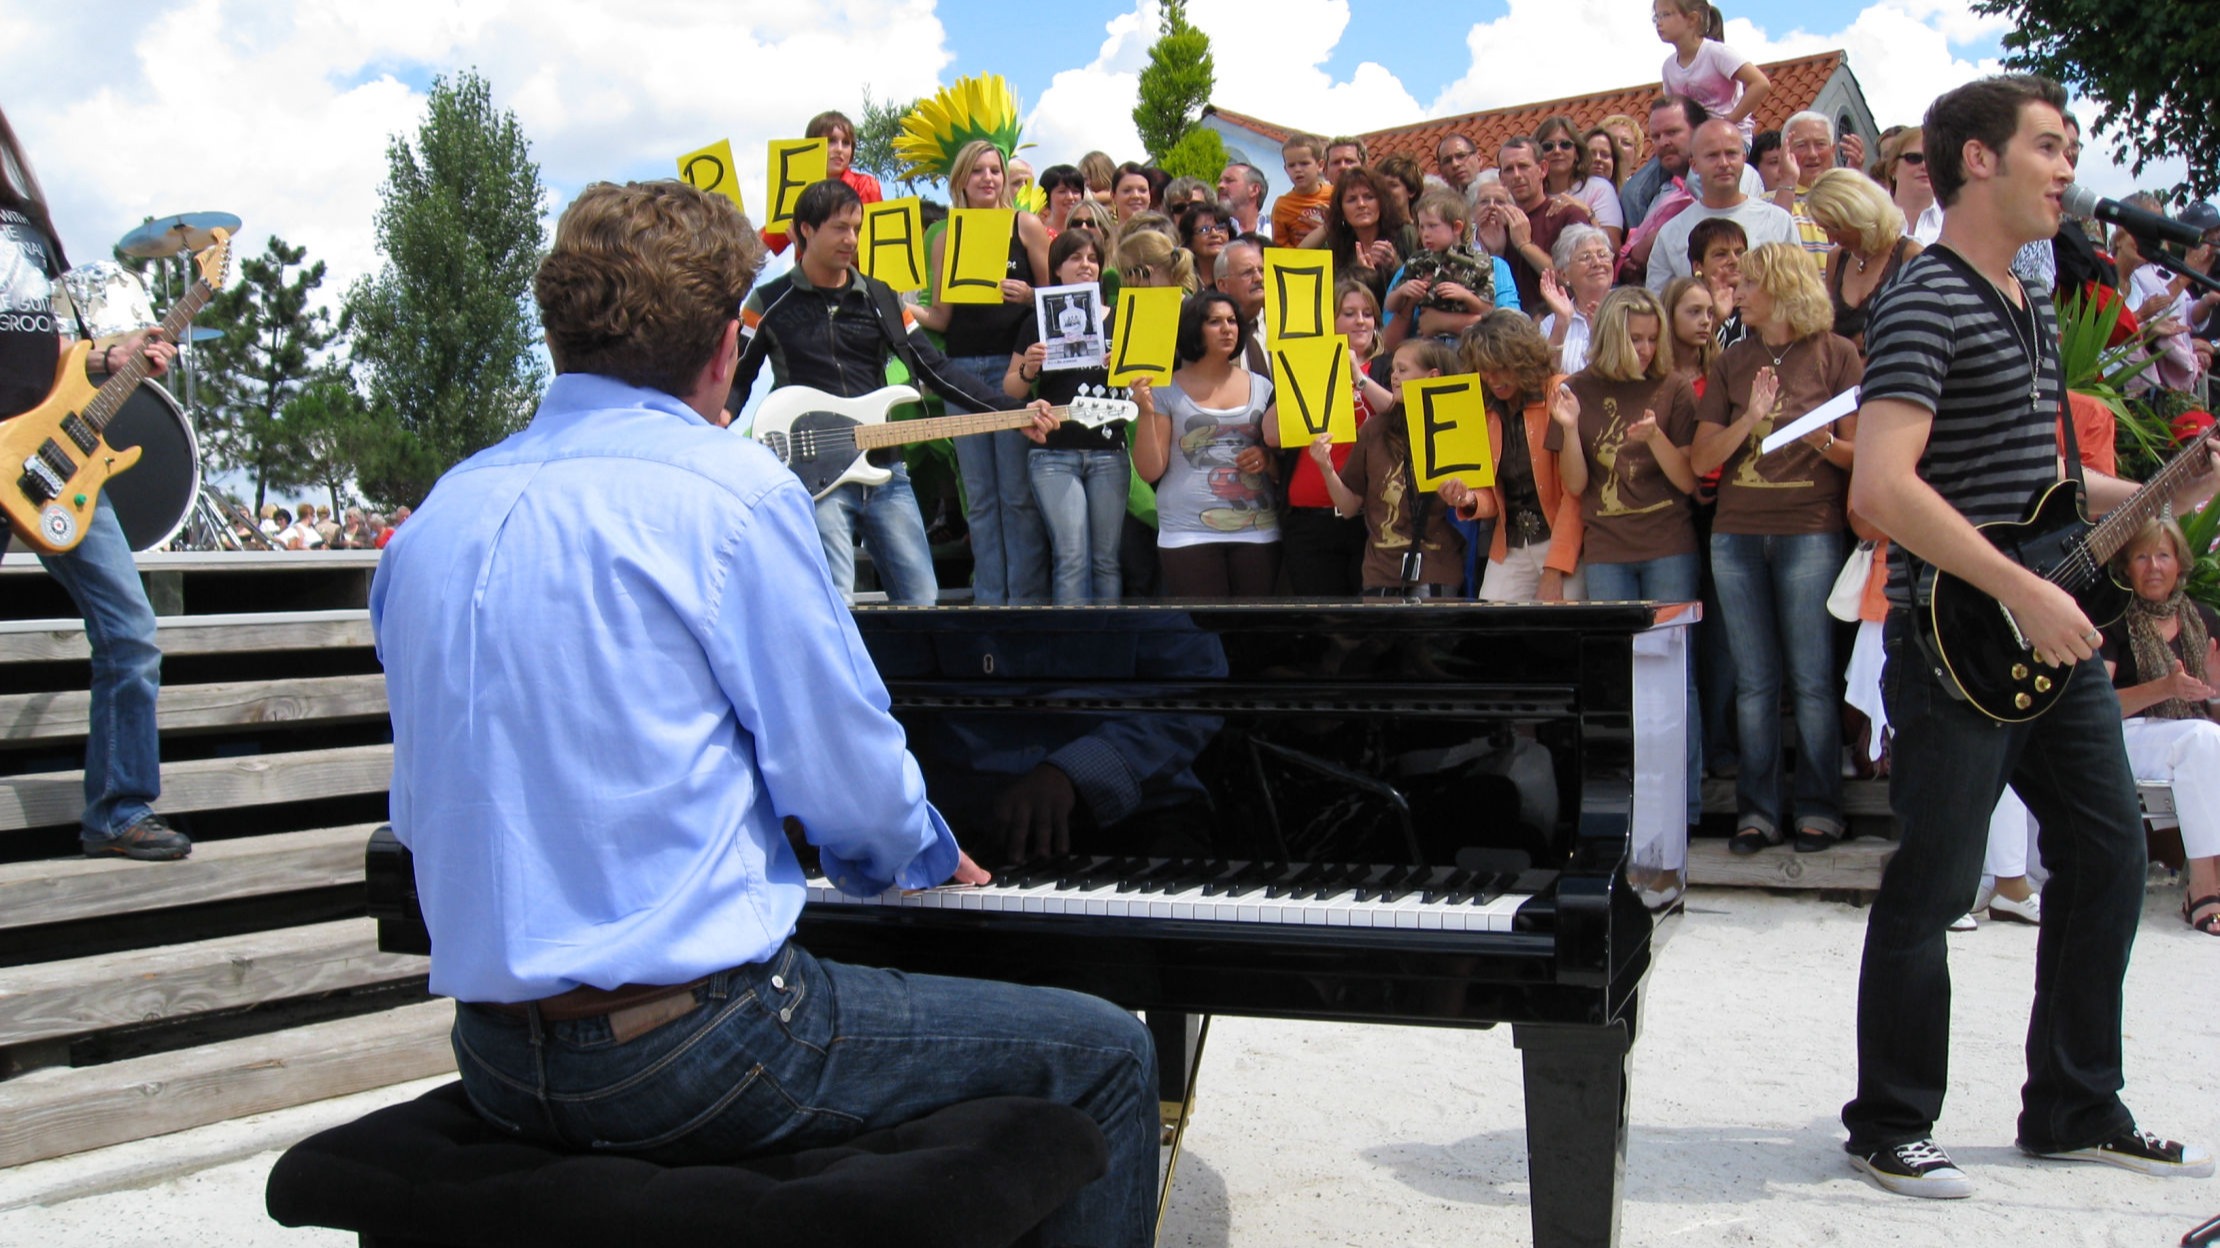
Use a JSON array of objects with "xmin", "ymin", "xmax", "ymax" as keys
[{"xmin": 473, "ymin": 977, "xmax": 710, "ymax": 1043}]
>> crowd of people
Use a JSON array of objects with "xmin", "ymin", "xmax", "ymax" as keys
[{"xmin": 241, "ymin": 502, "xmax": 408, "ymax": 550}]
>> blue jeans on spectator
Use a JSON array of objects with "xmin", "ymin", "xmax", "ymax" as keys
[
  {"xmin": 813, "ymin": 461, "xmax": 938, "ymax": 604},
  {"xmin": 453, "ymin": 942, "xmax": 1159, "ymax": 1248},
  {"xmin": 1029, "ymin": 448, "xmax": 1127, "ymax": 602},
  {"xmin": 949, "ymin": 354, "xmax": 1048, "ymax": 602},
  {"xmin": 1843, "ymin": 614, "xmax": 2142, "ymax": 1155},
  {"xmin": 1708, "ymin": 530, "xmax": 1845, "ymax": 837},
  {"xmin": 1584, "ymin": 552, "xmax": 1703, "ymax": 826},
  {"xmin": 22, "ymin": 497, "xmax": 163, "ymax": 842}
]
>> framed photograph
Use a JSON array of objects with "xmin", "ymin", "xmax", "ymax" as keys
[{"xmin": 1034, "ymin": 282, "xmax": 1106, "ymax": 371}]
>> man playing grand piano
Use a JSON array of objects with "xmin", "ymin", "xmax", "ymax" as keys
[{"xmin": 370, "ymin": 179, "xmax": 1158, "ymax": 1248}]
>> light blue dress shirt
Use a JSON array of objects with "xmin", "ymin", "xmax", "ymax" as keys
[{"xmin": 371, "ymin": 374, "xmax": 958, "ymax": 1002}]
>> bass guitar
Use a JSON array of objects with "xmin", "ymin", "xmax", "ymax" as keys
[
  {"xmin": 2, "ymin": 231, "xmax": 231, "ymax": 555},
  {"xmin": 1919, "ymin": 422, "xmax": 2219, "ymax": 721},
  {"xmin": 748, "ymin": 384, "xmax": 1137, "ymax": 500}
]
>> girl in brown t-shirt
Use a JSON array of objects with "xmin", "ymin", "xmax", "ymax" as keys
[
  {"xmin": 1306, "ymin": 339, "xmax": 1473, "ymax": 595},
  {"xmin": 1688, "ymin": 242, "xmax": 1862, "ymax": 855}
]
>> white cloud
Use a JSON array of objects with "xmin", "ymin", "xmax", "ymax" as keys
[{"xmin": 4, "ymin": 0, "xmax": 957, "ymax": 303}]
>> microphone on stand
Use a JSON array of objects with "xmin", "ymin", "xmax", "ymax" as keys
[{"xmin": 2061, "ymin": 184, "xmax": 2208, "ymax": 249}]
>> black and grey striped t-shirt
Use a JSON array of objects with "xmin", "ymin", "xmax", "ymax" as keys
[{"xmin": 1861, "ymin": 247, "xmax": 2062, "ymax": 607}]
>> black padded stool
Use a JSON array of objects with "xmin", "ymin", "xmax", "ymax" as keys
[{"xmin": 266, "ymin": 1081, "xmax": 1108, "ymax": 1248}]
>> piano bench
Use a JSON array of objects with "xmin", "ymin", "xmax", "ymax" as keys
[{"xmin": 264, "ymin": 1081, "xmax": 1107, "ymax": 1248}]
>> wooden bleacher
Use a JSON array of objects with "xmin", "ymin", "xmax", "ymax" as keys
[{"xmin": 0, "ymin": 553, "xmax": 449, "ymax": 1170}]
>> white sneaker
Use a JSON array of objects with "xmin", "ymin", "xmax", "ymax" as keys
[
  {"xmin": 1948, "ymin": 911, "xmax": 1979, "ymax": 932},
  {"xmin": 1987, "ymin": 892, "xmax": 2041, "ymax": 925},
  {"xmin": 1851, "ymin": 1138, "xmax": 1975, "ymax": 1198}
]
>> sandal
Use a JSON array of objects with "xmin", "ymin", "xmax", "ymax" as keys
[
  {"xmin": 2184, "ymin": 894, "xmax": 2220, "ymax": 936},
  {"xmin": 1728, "ymin": 825, "xmax": 1775, "ymax": 857}
]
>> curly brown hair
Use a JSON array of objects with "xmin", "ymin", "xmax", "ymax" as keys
[
  {"xmin": 1460, "ymin": 309, "xmax": 1556, "ymax": 398},
  {"xmin": 535, "ymin": 180, "xmax": 766, "ymax": 398}
]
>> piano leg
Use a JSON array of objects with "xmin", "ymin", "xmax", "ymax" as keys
[
  {"xmin": 1146, "ymin": 1010, "xmax": 1203, "ymax": 1134},
  {"xmin": 1513, "ymin": 1016, "xmax": 1635, "ymax": 1248}
]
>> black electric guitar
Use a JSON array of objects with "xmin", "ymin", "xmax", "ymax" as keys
[
  {"xmin": 1918, "ymin": 423, "xmax": 2218, "ymax": 721},
  {"xmin": 748, "ymin": 384, "xmax": 1137, "ymax": 500}
]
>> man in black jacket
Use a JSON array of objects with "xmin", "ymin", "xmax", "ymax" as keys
[{"xmin": 730, "ymin": 180, "xmax": 1041, "ymax": 602}]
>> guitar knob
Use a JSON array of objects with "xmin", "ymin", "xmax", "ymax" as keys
[
  {"xmin": 2011, "ymin": 663, "xmax": 2030, "ymax": 680},
  {"xmin": 2034, "ymin": 676, "xmax": 2052, "ymax": 693},
  {"xmin": 2014, "ymin": 693, "xmax": 2033, "ymax": 710}
]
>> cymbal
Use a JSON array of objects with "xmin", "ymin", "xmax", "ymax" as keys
[
  {"xmin": 181, "ymin": 326, "xmax": 225, "ymax": 343},
  {"xmin": 116, "ymin": 211, "xmax": 242, "ymax": 259}
]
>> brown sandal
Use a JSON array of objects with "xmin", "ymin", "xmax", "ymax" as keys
[{"xmin": 2184, "ymin": 894, "xmax": 2220, "ymax": 936}]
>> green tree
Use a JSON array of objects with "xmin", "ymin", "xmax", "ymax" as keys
[
  {"xmin": 853, "ymin": 87, "xmax": 923, "ymax": 195},
  {"xmin": 1973, "ymin": 0, "xmax": 2220, "ymax": 197},
  {"xmin": 344, "ymin": 69, "xmax": 547, "ymax": 509},
  {"xmin": 1133, "ymin": 0, "xmax": 1221, "ymax": 180},
  {"xmin": 283, "ymin": 368, "xmax": 379, "ymax": 515},
  {"xmin": 190, "ymin": 236, "xmax": 341, "ymax": 510}
]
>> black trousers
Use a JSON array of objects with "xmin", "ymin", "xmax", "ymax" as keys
[{"xmin": 1842, "ymin": 614, "xmax": 2144, "ymax": 1154}]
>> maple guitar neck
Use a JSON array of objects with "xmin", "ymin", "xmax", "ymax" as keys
[
  {"xmin": 2079, "ymin": 426, "xmax": 2220, "ymax": 568},
  {"xmin": 849, "ymin": 405, "xmax": 1070, "ymax": 451}
]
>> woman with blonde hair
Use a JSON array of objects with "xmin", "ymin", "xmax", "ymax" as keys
[
  {"xmin": 1690, "ymin": 241, "xmax": 1863, "ymax": 856},
  {"xmin": 1549, "ymin": 285, "xmax": 1703, "ymax": 824},
  {"xmin": 914, "ymin": 138, "xmax": 1053, "ymax": 602},
  {"xmin": 1112, "ymin": 227, "xmax": 1198, "ymax": 294},
  {"xmin": 1805, "ymin": 167, "xmax": 1920, "ymax": 352},
  {"xmin": 1458, "ymin": 310, "xmax": 1585, "ymax": 601},
  {"xmin": 1597, "ymin": 113, "xmax": 1646, "ymax": 190},
  {"xmin": 1879, "ymin": 126, "xmax": 1940, "ymax": 245}
]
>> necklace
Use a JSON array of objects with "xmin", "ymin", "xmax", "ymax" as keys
[
  {"xmin": 1985, "ymin": 271, "xmax": 2043, "ymax": 406},
  {"xmin": 1762, "ymin": 335, "xmax": 1796, "ymax": 370}
]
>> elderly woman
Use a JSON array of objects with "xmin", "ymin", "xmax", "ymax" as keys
[
  {"xmin": 2101, "ymin": 517, "xmax": 2220, "ymax": 934},
  {"xmin": 1805, "ymin": 167, "xmax": 1920, "ymax": 353},
  {"xmin": 1690, "ymin": 242, "xmax": 1862, "ymax": 855},
  {"xmin": 1535, "ymin": 224, "xmax": 1617, "ymax": 374},
  {"xmin": 1535, "ymin": 115, "xmax": 1624, "ymax": 249}
]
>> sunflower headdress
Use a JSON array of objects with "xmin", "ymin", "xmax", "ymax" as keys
[{"xmin": 895, "ymin": 74, "xmax": 1043, "ymax": 213}]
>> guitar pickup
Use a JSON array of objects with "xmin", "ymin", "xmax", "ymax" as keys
[
  {"xmin": 18, "ymin": 465, "xmax": 59, "ymax": 503},
  {"xmin": 36, "ymin": 439, "xmax": 77, "ymax": 482},
  {"xmin": 60, "ymin": 413, "xmax": 98, "ymax": 456}
]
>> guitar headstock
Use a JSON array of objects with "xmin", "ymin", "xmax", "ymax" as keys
[
  {"xmin": 197, "ymin": 228, "xmax": 233, "ymax": 290},
  {"xmin": 1064, "ymin": 384, "xmax": 1139, "ymax": 430}
]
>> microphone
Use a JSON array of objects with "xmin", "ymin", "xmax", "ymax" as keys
[{"xmin": 2061, "ymin": 183, "xmax": 2208, "ymax": 249}]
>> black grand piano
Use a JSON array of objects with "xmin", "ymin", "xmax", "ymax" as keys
[{"xmin": 371, "ymin": 600, "xmax": 1692, "ymax": 1247}]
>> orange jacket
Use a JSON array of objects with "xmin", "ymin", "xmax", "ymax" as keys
[{"xmin": 1483, "ymin": 379, "xmax": 1584, "ymax": 576}]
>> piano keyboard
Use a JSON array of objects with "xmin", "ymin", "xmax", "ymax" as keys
[{"xmin": 806, "ymin": 857, "xmax": 1549, "ymax": 933}]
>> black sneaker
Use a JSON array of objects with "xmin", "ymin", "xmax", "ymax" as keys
[
  {"xmin": 82, "ymin": 814, "xmax": 192, "ymax": 861},
  {"xmin": 1850, "ymin": 1138, "xmax": 1974, "ymax": 1198},
  {"xmin": 2025, "ymin": 1128, "xmax": 2215, "ymax": 1177}
]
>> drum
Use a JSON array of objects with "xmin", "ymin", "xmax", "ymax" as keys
[
  {"xmin": 102, "ymin": 381, "xmax": 201, "ymax": 551},
  {"xmin": 49, "ymin": 261, "xmax": 158, "ymax": 348}
]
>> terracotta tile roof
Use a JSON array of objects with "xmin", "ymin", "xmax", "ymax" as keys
[{"xmin": 1208, "ymin": 50, "xmax": 1847, "ymax": 168}]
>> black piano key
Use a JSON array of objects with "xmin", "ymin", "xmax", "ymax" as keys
[
  {"xmin": 1470, "ymin": 872, "xmax": 1512, "ymax": 905},
  {"xmin": 1117, "ymin": 858, "xmax": 1170, "ymax": 893},
  {"xmin": 1072, "ymin": 856, "xmax": 1146, "ymax": 893},
  {"xmin": 1345, "ymin": 864, "xmax": 1394, "ymax": 902},
  {"xmin": 1299, "ymin": 862, "xmax": 1360, "ymax": 901},
  {"xmin": 1007, "ymin": 854, "xmax": 1080, "ymax": 889},
  {"xmin": 1360, "ymin": 863, "xmax": 1420, "ymax": 903},
  {"xmin": 1424, "ymin": 868, "xmax": 1474, "ymax": 906},
  {"xmin": 1055, "ymin": 855, "xmax": 1112, "ymax": 890},
  {"xmin": 1376, "ymin": 863, "xmax": 1431, "ymax": 904},
  {"xmin": 1220, "ymin": 861, "xmax": 1287, "ymax": 899},
  {"xmin": 1199, "ymin": 860, "xmax": 1253, "ymax": 897},
  {"xmin": 1267, "ymin": 861, "xmax": 1334, "ymax": 899}
]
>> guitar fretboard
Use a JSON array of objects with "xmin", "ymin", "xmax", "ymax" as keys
[
  {"xmin": 2080, "ymin": 429, "xmax": 2219, "ymax": 569},
  {"xmin": 83, "ymin": 276, "xmax": 216, "ymax": 436}
]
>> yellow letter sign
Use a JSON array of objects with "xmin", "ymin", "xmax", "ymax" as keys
[
  {"xmin": 860, "ymin": 198, "xmax": 927, "ymax": 293},
  {"xmin": 677, "ymin": 139, "xmax": 744, "ymax": 213},
  {"xmin": 765, "ymin": 138, "xmax": 829, "ymax": 229},
  {"xmin": 939, "ymin": 209, "xmax": 1016, "ymax": 305},
  {"xmin": 1271, "ymin": 336, "xmax": 1353, "ymax": 446},
  {"xmin": 1401, "ymin": 374, "xmax": 1496, "ymax": 491},
  {"xmin": 1108, "ymin": 286, "xmax": 1182, "ymax": 387},
  {"xmin": 1261, "ymin": 247, "xmax": 1334, "ymax": 345}
]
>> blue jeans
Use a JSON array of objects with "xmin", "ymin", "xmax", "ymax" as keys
[
  {"xmin": 1028, "ymin": 448, "xmax": 1127, "ymax": 603},
  {"xmin": 453, "ymin": 942, "xmax": 1159, "ymax": 1248},
  {"xmin": 949, "ymin": 354, "xmax": 1048, "ymax": 602},
  {"xmin": 28, "ymin": 497, "xmax": 162, "ymax": 840},
  {"xmin": 813, "ymin": 461, "xmax": 938, "ymax": 604},
  {"xmin": 1843, "ymin": 615, "xmax": 2143, "ymax": 1154},
  {"xmin": 1708, "ymin": 530, "xmax": 1844, "ymax": 836},
  {"xmin": 1584, "ymin": 553, "xmax": 1703, "ymax": 825}
]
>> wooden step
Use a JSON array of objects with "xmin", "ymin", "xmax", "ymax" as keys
[
  {"xmin": 1698, "ymin": 775, "xmax": 1894, "ymax": 818},
  {"xmin": 0, "ymin": 998, "xmax": 454, "ymax": 1168},
  {"xmin": 0, "ymin": 917, "xmax": 424, "ymax": 1047},
  {"xmin": 0, "ymin": 824, "xmax": 376, "ymax": 932},
  {"xmin": 1686, "ymin": 836, "xmax": 1894, "ymax": 889},
  {"xmin": 0, "ymin": 609, "xmax": 373, "ymax": 664},
  {"xmin": 0, "ymin": 743, "xmax": 392, "ymax": 833},
  {"xmin": 0, "ymin": 674, "xmax": 389, "ymax": 745}
]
